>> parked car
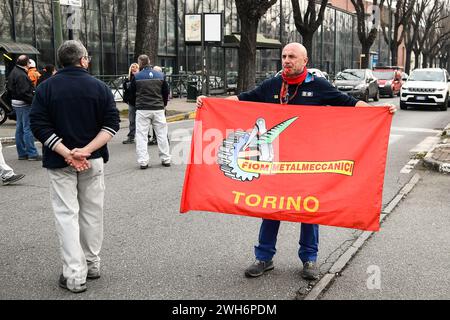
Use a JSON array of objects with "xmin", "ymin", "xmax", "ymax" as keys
[
  {"xmin": 400, "ymin": 68, "xmax": 450, "ymax": 111},
  {"xmin": 334, "ymin": 69, "xmax": 379, "ymax": 102},
  {"xmin": 373, "ymin": 67, "xmax": 403, "ymax": 97},
  {"xmin": 275, "ymin": 67, "xmax": 329, "ymax": 81}
]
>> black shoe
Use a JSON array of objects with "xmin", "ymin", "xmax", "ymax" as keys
[
  {"xmin": 87, "ymin": 269, "xmax": 101, "ymax": 280},
  {"xmin": 244, "ymin": 260, "xmax": 274, "ymax": 278},
  {"xmin": 301, "ymin": 261, "xmax": 319, "ymax": 280},
  {"xmin": 18, "ymin": 156, "xmax": 28, "ymax": 160},
  {"xmin": 161, "ymin": 161, "xmax": 171, "ymax": 167},
  {"xmin": 28, "ymin": 155, "xmax": 42, "ymax": 161},
  {"xmin": 122, "ymin": 137, "xmax": 135, "ymax": 144},
  {"xmin": 2, "ymin": 174, "xmax": 25, "ymax": 185},
  {"xmin": 58, "ymin": 274, "xmax": 87, "ymax": 293},
  {"xmin": 140, "ymin": 164, "xmax": 149, "ymax": 170}
]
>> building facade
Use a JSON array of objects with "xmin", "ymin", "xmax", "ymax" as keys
[{"xmin": 1, "ymin": 0, "xmax": 393, "ymax": 82}]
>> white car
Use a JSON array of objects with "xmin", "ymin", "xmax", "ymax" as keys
[
  {"xmin": 400, "ymin": 68, "xmax": 450, "ymax": 111},
  {"xmin": 275, "ymin": 68, "xmax": 329, "ymax": 80}
]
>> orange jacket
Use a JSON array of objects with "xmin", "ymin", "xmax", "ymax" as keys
[{"xmin": 28, "ymin": 67, "xmax": 41, "ymax": 87}]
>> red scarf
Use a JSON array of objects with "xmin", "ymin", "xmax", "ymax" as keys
[{"xmin": 280, "ymin": 67, "xmax": 308, "ymax": 104}]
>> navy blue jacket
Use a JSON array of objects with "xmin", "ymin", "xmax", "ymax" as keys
[
  {"xmin": 30, "ymin": 67, "xmax": 120, "ymax": 169},
  {"xmin": 130, "ymin": 66, "xmax": 169, "ymax": 110},
  {"xmin": 238, "ymin": 73, "xmax": 358, "ymax": 106}
]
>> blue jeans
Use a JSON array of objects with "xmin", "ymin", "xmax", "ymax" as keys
[
  {"xmin": 254, "ymin": 219, "xmax": 319, "ymax": 263},
  {"xmin": 14, "ymin": 106, "xmax": 39, "ymax": 158}
]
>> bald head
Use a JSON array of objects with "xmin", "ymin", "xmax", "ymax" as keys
[
  {"xmin": 283, "ymin": 42, "xmax": 308, "ymax": 58},
  {"xmin": 281, "ymin": 42, "xmax": 308, "ymax": 77}
]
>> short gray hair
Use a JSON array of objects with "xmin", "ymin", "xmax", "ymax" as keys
[{"xmin": 57, "ymin": 40, "xmax": 87, "ymax": 67}]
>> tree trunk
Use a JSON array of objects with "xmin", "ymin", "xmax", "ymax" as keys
[
  {"xmin": 302, "ymin": 33, "xmax": 314, "ymax": 64},
  {"xmin": 237, "ymin": 19, "xmax": 258, "ymax": 93},
  {"xmin": 413, "ymin": 50, "xmax": 419, "ymax": 69},
  {"xmin": 405, "ymin": 47, "xmax": 412, "ymax": 74},
  {"xmin": 391, "ymin": 44, "xmax": 398, "ymax": 66},
  {"xmin": 422, "ymin": 54, "xmax": 428, "ymax": 68},
  {"xmin": 134, "ymin": 0, "xmax": 160, "ymax": 64},
  {"xmin": 360, "ymin": 43, "xmax": 371, "ymax": 68}
]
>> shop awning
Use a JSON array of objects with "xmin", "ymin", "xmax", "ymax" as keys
[
  {"xmin": 223, "ymin": 34, "xmax": 282, "ymax": 49},
  {"xmin": 0, "ymin": 41, "xmax": 40, "ymax": 54}
]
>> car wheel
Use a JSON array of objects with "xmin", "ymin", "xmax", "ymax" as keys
[
  {"xmin": 439, "ymin": 96, "xmax": 448, "ymax": 111},
  {"xmin": 363, "ymin": 90, "xmax": 369, "ymax": 102},
  {"xmin": 389, "ymin": 91, "xmax": 394, "ymax": 98},
  {"xmin": 400, "ymin": 101, "xmax": 407, "ymax": 110},
  {"xmin": 374, "ymin": 89, "xmax": 380, "ymax": 101},
  {"xmin": 0, "ymin": 106, "xmax": 7, "ymax": 125}
]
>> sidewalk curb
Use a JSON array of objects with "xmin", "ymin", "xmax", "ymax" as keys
[
  {"xmin": 422, "ymin": 123, "xmax": 450, "ymax": 174},
  {"xmin": 302, "ymin": 173, "xmax": 421, "ymax": 300},
  {"xmin": 166, "ymin": 111, "xmax": 196, "ymax": 123},
  {"xmin": 0, "ymin": 136, "xmax": 15, "ymax": 144}
]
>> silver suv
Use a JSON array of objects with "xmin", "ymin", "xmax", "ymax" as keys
[{"xmin": 400, "ymin": 68, "xmax": 450, "ymax": 111}]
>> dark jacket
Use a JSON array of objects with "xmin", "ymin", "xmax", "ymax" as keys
[
  {"xmin": 7, "ymin": 65, "xmax": 34, "ymax": 104},
  {"xmin": 238, "ymin": 73, "xmax": 358, "ymax": 106},
  {"xmin": 122, "ymin": 75, "xmax": 136, "ymax": 106},
  {"xmin": 30, "ymin": 66, "xmax": 120, "ymax": 169},
  {"xmin": 130, "ymin": 66, "xmax": 169, "ymax": 110},
  {"xmin": 36, "ymin": 71, "xmax": 53, "ymax": 87}
]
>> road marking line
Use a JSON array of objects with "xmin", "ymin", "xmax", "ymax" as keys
[
  {"xmin": 391, "ymin": 127, "xmax": 441, "ymax": 134},
  {"xmin": 400, "ymin": 159, "xmax": 420, "ymax": 173},
  {"xmin": 389, "ymin": 134, "xmax": 403, "ymax": 145}
]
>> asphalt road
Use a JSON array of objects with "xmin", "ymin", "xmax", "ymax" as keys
[{"xmin": 1, "ymin": 96, "xmax": 449, "ymax": 299}]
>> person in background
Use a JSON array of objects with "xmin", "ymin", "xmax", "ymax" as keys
[
  {"xmin": 0, "ymin": 141, "xmax": 25, "ymax": 186},
  {"xmin": 37, "ymin": 64, "xmax": 57, "ymax": 86},
  {"xmin": 27, "ymin": 59, "xmax": 41, "ymax": 87},
  {"xmin": 7, "ymin": 55, "xmax": 42, "ymax": 161},
  {"xmin": 122, "ymin": 62, "xmax": 140, "ymax": 144},
  {"xmin": 131, "ymin": 55, "xmax": 171, "ymax": 169}
]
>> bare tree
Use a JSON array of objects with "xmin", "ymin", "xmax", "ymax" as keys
[
  {"xmin": 134, "ymin": 0, "xmax": 160, "ymax": 64},
  {"xmin": 351, "ymin": 0, "xmax": 385, "ymax": 68},
  {"xmin": 290, "ymin": 0, "xmax": 328, "ymax": 64},
  {"xmin": 381, "ymin": 0, "xmax": 415, "ymax": 66},
  {"xmin": 235, "ymin": 0, "xmax": 277, "ymax": 93},
  {"xmin": 422, "ymin": 9, "xmax": 450, "ymax": 67},
  {"xmin": 403, "ymin": 0, "xmax": 429, "ymax": 73},
  {"xmin": 413, "ymin": 0, "xmax": 447, "ymax": 68}
]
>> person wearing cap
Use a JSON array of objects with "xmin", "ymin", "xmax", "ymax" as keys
[{"xmin": 27, "ymin": 59, "xmax": 41, "ymax": 87}]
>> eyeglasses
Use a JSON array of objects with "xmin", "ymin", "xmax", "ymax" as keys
[{"xmin": 83, "ymin": 55, "xmax": 92, "ymax": 62}]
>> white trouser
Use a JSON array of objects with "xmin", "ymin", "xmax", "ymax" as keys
[
  {"xmin": 0, "ymin": 141, "xmax": 14, "ymax": 180},
  {"xmin": 135, "ymin": 109, "xmax": 171, "ymax": 166},
  {"xmin": 48, "ymin": 158, "xmax": 105, "ymax": 290}
]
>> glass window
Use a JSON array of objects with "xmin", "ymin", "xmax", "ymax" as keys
[
  {"xmin": 34, "ymin": 0, "xmax": 54, "ymax": 67},
  {"xmin": 115, "ymin": 0, "xmax": 128, "ymax": 74},
  {"xmin": 13, "ymin": 0, "xmax": 35, "ymax": 45},
  {"xmin": 86, "ymin": 3, "xmax": 102, "ymax": 75},
  {"xmin": 159, "ymin": 0, "xmax": 167, "ymax": 55},
  {"xmin": 0, "ymin": 0, "xmax": 14, "ymax": 41}
]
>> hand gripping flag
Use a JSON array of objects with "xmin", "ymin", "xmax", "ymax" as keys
[{"xmin": 180, "ymin": 98, "xmax": 393, "ymax": 231}]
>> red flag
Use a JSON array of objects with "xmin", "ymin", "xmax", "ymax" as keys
[{"xmin": 180, "ymin": 98, "xmax": 393, "ymax": 231}]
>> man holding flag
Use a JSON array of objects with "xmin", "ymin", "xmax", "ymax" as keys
[{"xmin": 196, "ymin": 42, "xmax": 396, "ymax": 281}]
